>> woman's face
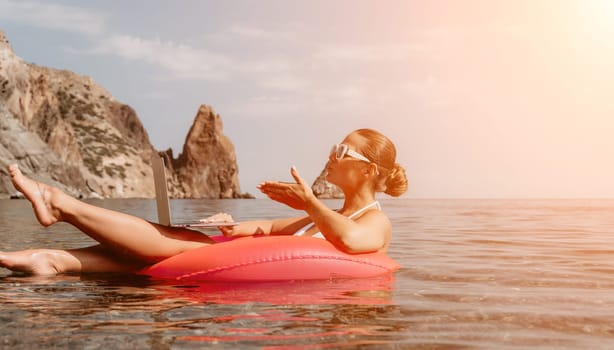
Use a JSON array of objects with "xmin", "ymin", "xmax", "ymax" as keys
[{"xmin": 325, "ymin": 133, "xmax": 369, "ymax": 187}]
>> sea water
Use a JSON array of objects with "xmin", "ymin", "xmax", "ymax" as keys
[{"xmin": 1, "ymin": 198, "xmax": 614, "ymax": 349}]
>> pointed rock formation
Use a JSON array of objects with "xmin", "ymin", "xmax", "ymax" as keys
[
  {"xmin": 311, "ymin": 164, "xmax": 344, "ymax": 199},
  {"xmin": 163, "ymin": 105, "xmax": 251, "ymax": 199}
]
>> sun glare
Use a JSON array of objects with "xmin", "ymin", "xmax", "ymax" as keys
[{"xmin": 582, "ymin": 0, "xmax": 614, "ymax": 36}]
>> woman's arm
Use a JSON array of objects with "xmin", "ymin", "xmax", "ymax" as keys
[
  {"xmin": 203, "ymin": 213, "xmax": 311, "ymax": 237},
  {"xmin": 303, "ymin": 199, "xmax": 391, "ymax": 253},
  {"xmin": 259, "ymin": 167, "xmax": 390, "ymax": 253}
]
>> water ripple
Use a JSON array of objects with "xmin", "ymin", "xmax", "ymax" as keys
[{"xmin": 2, "ymin": 198, "xmax": 614, "ymax": 348}]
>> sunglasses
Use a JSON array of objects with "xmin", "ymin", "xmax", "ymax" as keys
[{"xmin": 330, "ymin": 144, "xmax": 372, "ymax": 163}]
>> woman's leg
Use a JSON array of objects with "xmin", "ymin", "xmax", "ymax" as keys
[
  {"xmin": 0, "ymin": 245, "xmax": 144, "ymax": 275},
  {"xmin": 8, "ymin": 164, "xmax": 214, "ymax": 263}
]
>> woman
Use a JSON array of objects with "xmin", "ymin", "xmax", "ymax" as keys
[{"xmin": 0, "ymin": 129, "xmax": 408, "ymax": 275}]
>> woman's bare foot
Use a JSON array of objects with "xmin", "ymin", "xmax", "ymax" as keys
[
  {"xmin": 0, "ymin": 250, "xmax": 63, "ymax": 275},
  {"xmin": 8, "ymin": 164, "xmax": 62, "ymax": 226}
]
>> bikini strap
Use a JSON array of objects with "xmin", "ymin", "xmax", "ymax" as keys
[
  {"xmin": 347, "ymin": 200, "xmax": 381, "ymax": 219},
  {"xmin": 294, "ymin": 200, "xmax": 381, "ymax": 236}
]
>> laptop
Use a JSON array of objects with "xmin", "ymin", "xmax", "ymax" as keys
[{"xmin": 152, "ymin": 155, "xmax": 238, "ymax": 228}]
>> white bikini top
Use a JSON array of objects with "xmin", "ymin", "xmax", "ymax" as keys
[{"xmin": 293, "ymin": 201, "xmax": 381, "ymax": 239}]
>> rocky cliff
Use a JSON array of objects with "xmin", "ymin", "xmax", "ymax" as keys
[{"xmin": 0, "ymin": 30, "xmax": 247, "ymax": 199}]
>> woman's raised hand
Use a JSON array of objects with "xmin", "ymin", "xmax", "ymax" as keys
[{"xmin": 258, "ymin": 166, "xmax": 316, "ymax": 211}]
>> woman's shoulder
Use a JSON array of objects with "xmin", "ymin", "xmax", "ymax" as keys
[{"xmin": 356, "ymin": 207, "xmax": 392, "ymax": 227}]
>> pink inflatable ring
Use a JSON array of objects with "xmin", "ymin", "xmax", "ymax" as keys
[{"xmin": 140, "ymin": 235, "xmax": 400, "ymax": 281}]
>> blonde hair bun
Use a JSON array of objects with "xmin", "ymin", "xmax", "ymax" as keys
[{"xmin": 384, "ymin": 163, "xmax": 408, "ymax": 197}]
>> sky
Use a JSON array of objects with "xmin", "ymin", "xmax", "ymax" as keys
[{"xmin": 1, "ymin": 0, "xmax": 613, "ymax": 198}]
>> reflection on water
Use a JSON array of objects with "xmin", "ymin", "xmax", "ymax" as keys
[
  {"xmin": 2, "ymin": 198, "xmax": 614, "ymax": 349},
  {"xmin": 0, "ymin": 273, "xmax": 401, "ymax": 349},
  {"xmin": 154, "ymin": 276, "xmax": 394, "ymax": 305}
]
